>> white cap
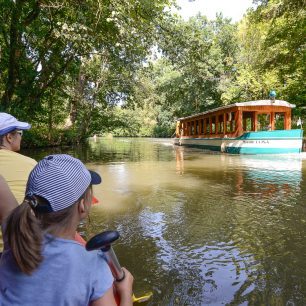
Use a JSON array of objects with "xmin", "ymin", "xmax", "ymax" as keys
[{"xmin": 0, "ymin": 113, "xmax": 31, "ymax": 136}]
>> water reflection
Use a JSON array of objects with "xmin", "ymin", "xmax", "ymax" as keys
[{"xmin": 25, "ymin": 139, "xmax": 306, "ymax": 305}]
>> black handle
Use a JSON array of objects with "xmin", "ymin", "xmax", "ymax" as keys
[
  {"xmin": 86, "ymin": 230, "xmax": 124, "ymax": 281},
  {"xmin": 86, "ymin": 230, "xmax": 120, "ymax": 251}
]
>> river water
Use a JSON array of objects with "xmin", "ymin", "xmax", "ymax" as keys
[{"xmin": 27, "ymin": 137, "xmax": 306, "ymax": 305}]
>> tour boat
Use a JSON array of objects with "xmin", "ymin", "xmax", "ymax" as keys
[{"xmin": 173, "ymin": 100, "xmax": 303, "ymax": 154}]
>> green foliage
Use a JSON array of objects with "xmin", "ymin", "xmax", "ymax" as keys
[
  {"xmin": 22, "ymin": 126, "xmax": 79, "ymax": 148},
  {"xmin": 127, "ymin": 13, "xmax": 240, "ymax": 135},
  {"xmin": 124, "ymin": 3, "xmax": 305, "ymax": 137},
  {"xmin": 246, "ymin": 0, "xmax": 306, "ymax": 106},
  {"xmin": 153, "ymin": 106, "xmax": 176, "ymax": 137},
  {"xmin": 0, "ymin": 0, "xmax": 175, "ymax": 144},
  {"xmin": 221, "ymin": 65, "xmax": 281, "ymax": 103},
  {"xmin": 0, "ymin": 1, "xmax": 304, "ymax": 143},
  {"xmin": 157, "ymin": 14, "xmax": 239, "ymax": 115},
  {"xmin": 111, "ymin": 105, "xmax": 157, "ymax": 137}
]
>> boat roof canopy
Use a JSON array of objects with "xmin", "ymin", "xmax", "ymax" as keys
[{"xmin": 177, "ymin": 100, "xmax": 295, "ymax": 121}]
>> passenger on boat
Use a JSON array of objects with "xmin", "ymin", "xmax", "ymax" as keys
[{"xmin": 0, "ymin": 154, "xmax": 134, "ymax": 306}]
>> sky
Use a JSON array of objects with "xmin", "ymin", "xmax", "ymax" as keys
[{"xmin": 175, "ymin": 0, "xmax": 255, "ymax": 22}]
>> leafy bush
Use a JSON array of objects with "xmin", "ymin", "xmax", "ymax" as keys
[{"xmin": 22, "ymin": 127, "xmax": 79, "ymax": 148}]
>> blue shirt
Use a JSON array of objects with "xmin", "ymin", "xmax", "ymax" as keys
[{"xmin": 0, "ymin": 235, "xmax": 114, "ymax": 306}]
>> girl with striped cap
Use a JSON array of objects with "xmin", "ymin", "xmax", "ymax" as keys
[{"xmin": 0, "ymin": 154, "xmax": 133, "ymax": 306}]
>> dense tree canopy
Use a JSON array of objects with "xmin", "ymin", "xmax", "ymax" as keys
[
  {"xmin": 0, "ymin": 0, "xmax": 174, "ymax": 140},
  {"xmin": 0, "ymin": 0, "xmax": 304, "ymax": 143},
  {"xmin": 135, "ymin": 0, "xmax": 305, "ymax": 135}
]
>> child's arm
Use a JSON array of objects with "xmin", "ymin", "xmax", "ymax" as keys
[
  {"xmin": 0, "ymin": 175, "xmax": 18, "ymax": 224},
  {"xmin": 114, "ymin": 267, "xmax": 134, "ymax": 306},
  {"xmin": 92, "ymin": 267, "xmax": 134, "ymax": 306},
  {"xmin": 91, "ymin": 287, "xmax": 118, "ymax": 306}
]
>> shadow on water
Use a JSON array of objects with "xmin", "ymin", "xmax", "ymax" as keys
[{"xmin": 26, "ymin": 138, "xmax": 306, "ymax": 305}]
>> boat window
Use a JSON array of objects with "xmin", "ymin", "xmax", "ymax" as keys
[
  {"xmin": 243, "ymin": 112, "xmax": 255, "ymax": 131},
  {"xmin": 205, "ymin": 118, "xmax": 210, "ymax": 134},
  {"xmin": 226, "ymin": 112, "xmax": 236, "ymax": 132},
  {"xmin": 218, "ymin": 114, "xmax": 224, "ymax": 133},
  {"xmin": 183, "ymin": 122, "xmax": 187, "ymax": 136},
  {"xmin": 200, "ymin": 119, "xmax": 204, "ymax": 134},
  {"xmin": 232, "ymin": 120, "xmax": 236, "ymax": 132},
  {"xmin": 196, "ymin": 120, "xmax": 199, "ymax": 134},
  {"xmin": 257, "ymin": 114, "xmax": 271, "ymax": 131},
  {"xmin": 211, "ymin": 116, "xmax": 216, "ymax": 134},
  {"xmin": 191, "ymin": 121, "xmax": 195, "ymax": 135},
  {"xmin": 187, "ymin": 122, "xmax": 190, "ymax": 136},
  {"xmin": 274, "ymin": 113, "xmax": 285, "ymax": 130}
]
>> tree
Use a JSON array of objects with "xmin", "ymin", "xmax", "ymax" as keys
[
  {"xmin": 154, "ymin": 14, "xmax": 239, "ymax": 115},
  {"xmin": 249, "ymin": 0, "xmax": 306, "ymax": 106},
  {"xmin": 221, "ymin": 16, "xmax": 281, "ymax": 103},
  {"xmin": 0, "ymin": 0, "xmax": 175, "ymax": 142}
]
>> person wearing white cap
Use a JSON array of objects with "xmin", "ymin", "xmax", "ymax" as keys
[
  {"xmin": 0, "ymin": 113, "xmax": 37, "ymax": 204},
  {"xmin": 0, "ymin": 154, "xmax": 134, "ymax": 306}
]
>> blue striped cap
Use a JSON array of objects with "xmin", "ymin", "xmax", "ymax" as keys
[{"xmin": 26, "ymin": 154, "xmax": 101, "ymax": 212}]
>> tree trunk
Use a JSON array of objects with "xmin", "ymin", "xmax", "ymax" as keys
[
  {"xmin": 1, "ymin": 0, "xmax": 23, "ymax": 110},
  {"xmin": 48, "ymin": 99, "xmax": 53, "ymax": 143}
]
